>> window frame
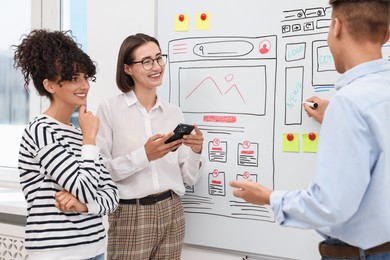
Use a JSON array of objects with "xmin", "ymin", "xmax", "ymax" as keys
[{"xmin": 0, "ymin": 0, "xmax": 61, "ymax": 186}]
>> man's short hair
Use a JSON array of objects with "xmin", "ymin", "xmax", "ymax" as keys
[{"xmin": 329, "ymin": 0, "xmax": 390, "ymax": 43}]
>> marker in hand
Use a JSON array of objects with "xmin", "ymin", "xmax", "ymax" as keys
[{"xmin": 303, "ymin": 101, "xmax": 318, "ymax": 109}]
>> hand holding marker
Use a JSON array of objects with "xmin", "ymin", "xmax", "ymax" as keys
[
  {"xmin": 303, "ymin": 101, "xmax": 318, "ymax": 109},
  {"xmin": 303, "ymin": 96, "xmax": 329, "ymax": 123}
]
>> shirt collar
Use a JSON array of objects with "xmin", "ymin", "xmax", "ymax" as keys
[
  {"xmin": 334, "ymin": 59, "xmax": 390, "ymax": 90},
  {"xmin": 123, "ymin": 91, "xmax": 165, "ymax": 111}
]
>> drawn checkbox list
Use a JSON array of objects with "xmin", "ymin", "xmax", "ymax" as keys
[
  {"xmin": 208, "ymin": 138, "xmax": 227, "ymax": 163},
  {"xmin": 238, "ymin": 141, "xmax": 259, "ymax": 167},
  {"xmin": 208, "ymin": 169, "xmax": 225, "ymax": 196},
  {"xmin": 236, "ymin": 171, "xmax": 258, "ymax": 182}
]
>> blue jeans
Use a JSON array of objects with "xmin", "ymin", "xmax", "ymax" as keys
[
  {"xmin": 83, "ymin": 253, "xmax": 104, "ymax": 260},
  {"xmin": 321, "ymin": 239, "xmax": 390, "ymax": 260}
]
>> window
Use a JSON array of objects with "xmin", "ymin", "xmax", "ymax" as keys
[
  {"xmin": 0, "ymin": 0, "xmax": 88, "ymax": 184},
  {"xmin": 0, "ymin": 1, "xmax": 31, "ymax": 126},
  {"xmin": 62, "ymin": 0, "xmax": 88, "ymax": 128},
  {"xmin": 0, "ymin": 0, "xmax": 32, "ymax": 182}
]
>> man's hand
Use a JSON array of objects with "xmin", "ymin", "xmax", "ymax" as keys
[
  {"xmin": 303, "ymin": 96, "xmax": 329, "ymax": 124},
  {"xmin": 229, "ymin": 180, "xmax": 272, "ymax": 206}
]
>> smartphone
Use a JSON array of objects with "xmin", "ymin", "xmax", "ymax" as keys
[{"xmin": 164, "ymin": 123, "xmax": 195, "ymax": 148}]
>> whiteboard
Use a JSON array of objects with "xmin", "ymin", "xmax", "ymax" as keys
[{"xmin": 156, "ymin": 1, "xmax": 335, "ymax": 259}]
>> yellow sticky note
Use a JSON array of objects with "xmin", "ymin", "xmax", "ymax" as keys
[
  {"xmin": 282, "ymin": 133, "xmax": 299, "ymax": 152},
  {"xmin": 175, "ymin": 14, "xmax": 189, "ymax": 32},
  {"xmin": 302, "ymin": 133, "xmax": 319, "ymax": 153},
  {"xmin": 196, "ymin": 12, "xmax": 210, "ymax": 30}
]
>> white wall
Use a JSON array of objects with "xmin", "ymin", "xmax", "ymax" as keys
[
  {"xmin": 86, "ymin": 0, "xmax": 156, "ymax": 113},
  {"xmin": 86, "ymin": 1, "xmax": 294, "ymax": 259}
]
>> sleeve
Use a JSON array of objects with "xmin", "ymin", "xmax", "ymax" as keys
[
  {"xmin": 270, "ymin": 95, "xmax": 371, "ymax": 229},
  {"xmin": 85, "ymin": 155, "xmax": 119, "ymax": 215},
  {"xmin": 32, "ymin": 121, "xmax": 118, "ymax": 212},
  {"xmin": 96, "ymin": 100, "xmax": 150, "ymax": 182}
]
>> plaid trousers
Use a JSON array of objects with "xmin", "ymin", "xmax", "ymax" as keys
[{"xmin": 107, "ymin": 192, "xmax": 185, "ymax": 260}]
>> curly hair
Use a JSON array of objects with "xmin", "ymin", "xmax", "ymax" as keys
[{"xmin": 13, "ymin": 29, "xmax": 96, "ymax": 100}]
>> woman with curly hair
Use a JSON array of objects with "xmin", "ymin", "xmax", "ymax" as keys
[{"xmin": 14, "ymin": 29, "xmax": 119, "ymax": 260}]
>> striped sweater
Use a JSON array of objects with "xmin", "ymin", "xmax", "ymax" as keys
[{"xmin": 18, "ymin": 114, "xmax": 119, "ymax": 253}]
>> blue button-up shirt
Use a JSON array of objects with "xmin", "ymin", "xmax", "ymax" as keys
[{"xmin": 271, "ymin": 59, "xmax": 390, "ymax": 249}]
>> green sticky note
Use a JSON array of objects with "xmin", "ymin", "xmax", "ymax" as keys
[
  {"xmin": 282, "ymin": 133, "xmax": 299, "ymax": 152},
  {"xmin": 302, "ymin": 133, "xmax": 319, "ymax": 153}
]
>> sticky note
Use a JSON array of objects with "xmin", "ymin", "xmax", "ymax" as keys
[
  {"xmin": 196, "ymin": 12, "xmax": 210, "ymax": 30},
  {"xmin": 282, "ymin": 133, "xmax": 299, "ymax": 152},
  {"xmin": 175, "ymin": 14, "xmax": 189, "ymax": 32},
  {"xmin": 302, "ymin": 133, "xmax": 319, "ymax": 152}
]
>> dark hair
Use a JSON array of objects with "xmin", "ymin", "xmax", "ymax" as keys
[
  {"xmin": 13, "ymin": 29, "xmax": 96, "ymax": 100},
  {"xmin": 116, "ymin": 33, "xmax": 161, "ymax": 93},
  {"xmin": 329, "ymin": 0, "xmax": 390, "ymax": 43}
]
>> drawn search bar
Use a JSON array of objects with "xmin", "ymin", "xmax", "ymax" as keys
[{"xmin": 193, "ymin": 40, "xmax": 254, "ymax": 57}]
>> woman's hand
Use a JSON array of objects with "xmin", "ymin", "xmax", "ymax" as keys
[
  {"xmin": 182, "ymin": 125, "xmax": 204, "ymax": 154},
  {"xmin": 144, "ymin": 133, "xmax": 182, "ymax": 161},
  {"xmin": 78, "ymin": 105, "xmax": 99, "ymax": 145},
  {"xmin": 55, "ymin": 190, "xmax": 88, "ymax": 213}
]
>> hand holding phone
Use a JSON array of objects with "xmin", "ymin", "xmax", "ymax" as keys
[{"xmin": 165, "ymin": 123, "xmax": 194, "ymax": 151}]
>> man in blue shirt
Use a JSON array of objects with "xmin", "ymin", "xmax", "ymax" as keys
[{"xmin": 230, "ymin": 0, "xmax": 390, "ymax": 259}]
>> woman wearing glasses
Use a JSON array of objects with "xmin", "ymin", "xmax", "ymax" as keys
[{"xmin": 96, "ymin": 33, "xmax": 205, "ymax": 259}]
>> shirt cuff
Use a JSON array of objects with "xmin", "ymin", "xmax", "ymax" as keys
[
  {"xmin": 130, "ymin": 146, "xmax": 150, "ymax": 170},
  {"xmin": 189, "ymin": 150, "xmax": 202, "ymax": 160},
  {"xmin": 270, "ymin": 190, "xmax": 287, "ymax": 225},
  {"xmin": 86, "ymin": 201, "xmax": 100, "ymax": 215},
  {"xmin": 82, "ymin": 145, "xmax": 100, "ymax": 160}
]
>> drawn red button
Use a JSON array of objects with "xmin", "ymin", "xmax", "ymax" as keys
[
  {"xmin": 242, "ymin": 140, "xmax": 250, "ymax": 149},
  {"xmin": 200, "ymin": 13, "xmax": 207, "ymax": 20},
  {"xmin": 179, "ymin": 14, "xmax": 185, "ymax": 22},
  {"xmin": 213, "ymin": 138, "xmax": 220, "ymax": 146}
]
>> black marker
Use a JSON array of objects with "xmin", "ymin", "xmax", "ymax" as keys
[{"xmin": 303, "ymin": 101, "xmax": 318, "ymax": 109}]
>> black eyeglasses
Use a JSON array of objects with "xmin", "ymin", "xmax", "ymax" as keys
[{"xmin": 128, "ymin": 54, "xmax": 167, "ymax": 71}]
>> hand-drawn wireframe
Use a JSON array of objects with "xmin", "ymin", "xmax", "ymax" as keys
[
  {"xmin": 158, "ymin": 2, "xmax": 390, "ymax": 258},
  {"xmin": 281, "ymin": 7, "xmax": 331, "ymax": 38},
  {"xmin": 179, "ymin": 66, "xmax": 266, "ymax": 115},
  {"xmin": 236, "ymin": 171, "xmax": 258, "ymax": 182},
  {"xmin": 208, "ymin": 169, "xmax": 226, "ymax": 196},
  {"xmin": 237, "ymin": 141, "xmax": 259, "ymax": 167},
  {"xmin": 208, "ymin": 138, "xmax": 228, "ymax": 163},
  {"xmin": 285, "ymin": 66, "xmax": 304, "ymax": 125},
  {"xmin": 285, "ymin": 42, "xmax": 306, "ymax": 62},
  {"xmin": 312, "ymin": 40, "xmax": 339, "ymax": 91},
  {"xmin": 167, "ymin": 36, "xmax": 277, "ymax": 222},
  {"xmin": 282, "ymin": 6, "xmax": 336, "ymax": 94},
  {"xmin": 185, "ymin": 72, "xmax": 247, "ymax": 104}
]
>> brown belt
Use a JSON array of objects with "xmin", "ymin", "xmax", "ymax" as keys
[{"xmin": 319, "ymin": 241, "xmax": 390, "ymax": 258}]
